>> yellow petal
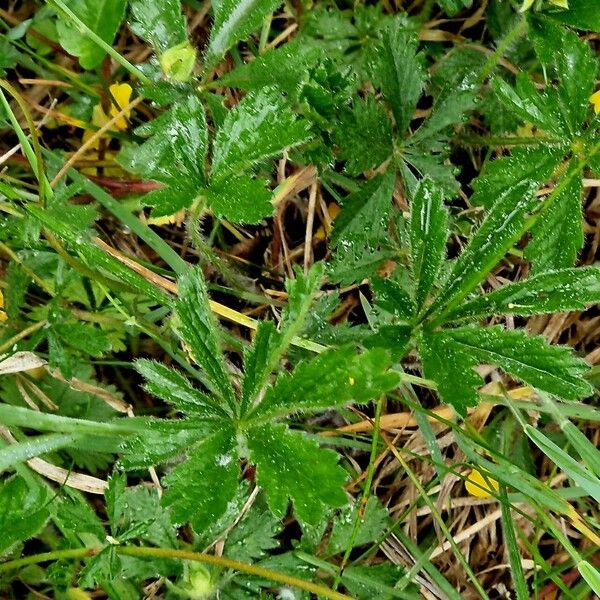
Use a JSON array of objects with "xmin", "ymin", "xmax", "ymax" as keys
[
  {"xmin": 549, "ymin": 0, "xmax": 568, "ymax": 7},
  {"xmin": 590, "ymin": 90, "xmax": 600, "ymax": 115},
  {"xmin": 465, "ymin": 468, "xmax": 499, "ymax": 498},
  {"xmin": 108, "ymin": 83, "xmax": 133, "ymax": 131},
  {"xmin": 0, "ymin": 312, "xmax": 6, "ymax": 322},
  {"xmin": 0, "ymin": 289, "xmax": 4, "ymax": 309}
]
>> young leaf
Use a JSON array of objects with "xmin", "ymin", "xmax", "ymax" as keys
[
  {"xmin": 410, "ymin": 177, "xmax": 448, "ymax": 310},
  {"xmin": 422, "ymin": 325, "xmax": 592, "ymax": 413},
  {"xmin": 246, "ymin": 423, "xmax": 348, "ymax": 524},
  {"xmin": 525, "ymin": 176, "xmax": 583, "ymax": 273},
  {"xmin": 135, "ymin": 359, "xmax": 229, "ymax": 418},
  {"xmin": 374, "ymin": 24, "xmax": 425, "ymax": 134},
  {"xmin": 426, "ymin": 179, "xmax": 538, "ymax": 321},
  {"xmin": 118, "ymin": 97, "xmax": 208, "ymax": 216},
  {"xmin": 55, "ymin": 0, "xmax": 127, "ymax": 69},
  {"xmin": 162, "ymin": 425, "xmax": 239, "ymax": 532},
  {"xmin": 250, "ymin": 346, "xmax": 400, "ymax": 420},
  {"xmin": 210, "ymin": 87, "xmax": 310, "ymax": 178},
  {"xmin": 444, "ymin": 267, "xmax": 600, "ymax": 321},
  {"xmin": 175, "ymin": 268, "xmax": 236, "ymax": 408},
  {"xmin": 205, "ymin": 0, "xmax": 283, "ymax": 68},
  {"xmin": 129, "ymin": 0, "xmax": 187, "ymax": 54},
  {"xmin": 203, "ymin": 175, "xmax": 273, "ymax": 224}
]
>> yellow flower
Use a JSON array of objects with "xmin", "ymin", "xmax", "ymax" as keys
[
  {"xmin": 590, "ymin": 90, "xmax": 600, "ymax": 115},
  {"xmin": 465, "ymin": 467, "xmax": 499, "ymax": 498},
  {"xmin": 0, "ymin": 289, "xmax": 7, "ymax": 322},
  {"xmin": 107, "ymin": 83, "xmax": 133, "ymax": 131},
  {"xmin": 83, "ymin": 83, "xmax": 134, "ymax": 149}
]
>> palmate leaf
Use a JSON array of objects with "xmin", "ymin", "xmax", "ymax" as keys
[
  {"xmin": 445, "ymin": 267, "xmax": 600, "ymax": 321},
  {"xmin": 421, "ymin": 325, "xmax": 592, "ymax": 414},
  {"xmin": 246, "ymin": 423, "xmax": 348, "ymax": 525},
  {"xmin": 55, "ymin": 0, "xmax": 126, "ymax": 69},
  {"xmin": 210, "ymin": 87, "xmax": 310, "ymax": 178},
  {"xmin": 427, "ymin": 180, "xmax": 538, "ymax": 322},
  {"xmin": 250, "ymin": 346, "xmax": 400, "ymax": 420},
  {"xmin": 162, "ymin": 424, "xmax": 239, "ymax": 532},
  {"xmin": 118, "ymin": 97, "xmax": 208, "ymax": 216},
  {"xmin": 205, "ymin": 0, "xmax": 283, "ymax": 68},
  {"xmin": 175, "ymin": 268, "xmax": 236, "ymax": 409},
  {"xmin": 410, "ymin": 178, "xmax": 448, "ymax": 310}
]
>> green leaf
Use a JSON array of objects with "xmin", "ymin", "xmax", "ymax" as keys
[
  {"xmin": 129, "ymin": 0, "xmax": 187, "ymax": 54},
  {"xmin": 579, "ymin": 561, "xmax": 600, "ymax": 597},
  {"xmin": 523, "ymin": 424, "xmax": 600, "ymax": 504},
  {"xmin": 0, "ymin": 477, "xmax": 49, "ymax": 555},
  {"xmin": 0, "ymin": 433, "xmax": 81, "ymax": 473},
  {"xmin": 334, "ymin": 96, "xmax": 394, "ymax": 175},
  {"xmin": 470, "ymin": 146, "xmax": 564, "ymax": 209},
  {"xmin": 211, "ymin": 87, "xmax": 310, "ymax": 178},
  {"xmin": 251, "ymin": 346, "xmax": 399, "ymax": 420},
  {"xmin": 422, "ymin": 325, "xmax": 592, "ymax": 413},
  {"xmin": 492, "ymin": 75, "xmax": 568, "ymax": 137},
  {"xmin": 545, "ymin": 0, "xmax": 600, "ymax": 32},
  {"xmin": 246, "ymin": 423, "xmax": 348, "ymax": 524},
  {"xmin": 205, "ymin": 0, "xmax": 284, "ymax": 68},
  {"xmin": 162, "ymin": 424, "xmax": 239, "ymax": 532},
  {"xmin": 375, "ymin": 24, "xmax": 425, "ymax": 134},
  {"xmin": 525, "ymin": 175, "xmax": 583, "ymax": 273},
  {"xmin": 410, "ymin": 177, "xmax": 448, "ymax": 310},
  {"xmin": 223, "ymin": 501, "xmax": 282, "ymax": 562},
  {"xmin": 203, "ymin": 175, "xmax": 273, "ymax": 224},
  {"xmin": 437, "ymin": 0, "xmax": 472, "ymax": 16},
  {"xmin": 118, "ymin": 96, "xmax": 208, "ymax": 216},
  {"xmin": 329, "ymin": 170, "xmax": 395, "ymax": 284},
  {"xmin": 420, "ymin": 328, "xmax": 483, "ymax": 414},
  {"xmin": 216, "ymin": 40, "xmax": 320, "ymax": 95},
  {"xmin": 444, "ymin": 267, "xmax": 600, "ymax": 321},
  {"xmin": 55, "ymin": 322, "xmax": 111, "ymax": 357},
  {"xmin": 240, "ymin": 321, "xmax": 280, "ymax": 411},
  {"xmin": 135, "ymin": 359, "xmax": 228, "ymax": 418},
  {"xmin": 240, "ymin": 265, "xmax": 324, "ymax": 415},
  {"xmin": 55, "ymin": 0, "xmax": 127, "ymax": 69},
  {"xmin": 326, "ymin": 497, "xmax": 390, "ymax": 555},
  {"xmin": 427, "ymin": 180, "xmax": 538, "ymax": 322},
  {"xmin": 175, "ymin": 268, "xmax": 236, "ymax": 408}
]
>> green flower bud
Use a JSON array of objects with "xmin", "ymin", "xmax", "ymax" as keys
[{"xmin": 160, "ymin": 41, "xmax": 197, "ymax": 82}]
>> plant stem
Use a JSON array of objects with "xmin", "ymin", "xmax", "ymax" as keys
[
  {"xmin": 0, "ymin": 320, "xmax": 47, "ymax": 354},
  {"xmin": 335, "ymin": 395, "xmax": 385, "ymax": 587},
  {"xmin": 44, "ymin": 0, "xmax": 151, "ymax": 85},
  {"xmin": 477, "ymin": 18, "xmax": 528, "ymax": 83},
  {"xmin": 0, "ymin": 545, "xmax": 353, "ymax": 600},
  {"xmin": 0, "ymin": 548, "xmax": 97, "ymax": 573}
]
